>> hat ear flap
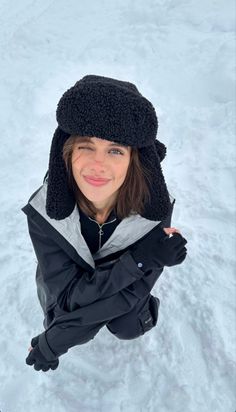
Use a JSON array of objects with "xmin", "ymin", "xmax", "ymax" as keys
[
  {"xmin": 139, "ymin": 142, "xmax": 172, "ymax": 221},
  {"xmin": 154, "ymin": 140, "xmax": 167, "ymax": 162},
  {"xmin": 46, "ymin": 127, "xmax": 75, "ymax": 220}
]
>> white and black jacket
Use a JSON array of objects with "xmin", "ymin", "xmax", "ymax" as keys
[{"xmin": 21, "ymin": 180, "xmax": 175, "ymax": 360}]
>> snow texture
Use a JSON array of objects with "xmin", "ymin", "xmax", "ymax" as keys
[{"xmin": 0, "ymin": 0, "xmax": 235, "ymax": 411}]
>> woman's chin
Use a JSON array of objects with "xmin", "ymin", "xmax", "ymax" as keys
[{"xmin": 81, "ymin": 191, "xmax": 110, "ymax": 204}]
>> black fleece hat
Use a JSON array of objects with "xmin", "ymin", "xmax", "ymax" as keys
[{"xmin": 46, "ymin": 74, "xmax": 172, "ymax": 221}]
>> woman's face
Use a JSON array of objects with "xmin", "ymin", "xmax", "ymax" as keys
[{"xmin": 71, "ymin": 136, "xmax": 131, "ymax": 212}]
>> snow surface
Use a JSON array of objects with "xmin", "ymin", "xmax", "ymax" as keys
[{"xmin": 0, "ymin": 1, "xmax": 235, "ymax": 411}]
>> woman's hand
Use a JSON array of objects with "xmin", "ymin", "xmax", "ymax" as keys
[
  {"xmin": 28, "ymin": 334, "xmax": 40, "ymax": 352},
  {"xmin": 26, "ymin": 334, "xmax": 59, "ymax": 372},
  {"xmin": 163, "ymin": 227, "xmax": 181, "ymax": 236}
]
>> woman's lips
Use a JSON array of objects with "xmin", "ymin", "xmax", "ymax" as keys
[{"xmin": 83, "ymin": 176, "xmax": 111, "ymax": 187}]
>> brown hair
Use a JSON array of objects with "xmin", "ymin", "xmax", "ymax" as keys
[{"xmin": 62, "ymin": 135, "xmax": 152, "ymax": 220}]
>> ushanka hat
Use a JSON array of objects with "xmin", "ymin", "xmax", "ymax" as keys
[{"xmin": 46, "ymin": 74, "xmax": 172, "ymax": 221}]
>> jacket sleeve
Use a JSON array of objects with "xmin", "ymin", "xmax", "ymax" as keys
[
  {"xmin": 26, "ymin": 201, "xmax": 175, "ymax": 361},
  {"xmin": 28, "ymin": 215, "xmax": 165, "ymax": 361},
  {"xmin": 27, "ymin": 215, "xmax": 152, "ymax": 313},
  {"xmin": 37, "ymin": 265, "xmax": 164, "ymax": 361}
]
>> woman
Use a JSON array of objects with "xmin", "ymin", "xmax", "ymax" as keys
[{"xmin": 22, "ymin": 74, "xmax": 188, "ymax": 372}]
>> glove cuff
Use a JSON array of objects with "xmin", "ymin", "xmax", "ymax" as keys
[{"xmin": 38, "ymin": 332, "xmax": 58, "ymax": 361}]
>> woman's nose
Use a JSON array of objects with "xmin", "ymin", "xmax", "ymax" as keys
[
  {"xmin": 89, "ymin": 152, "xmax": 108, "ymax": 173},
  {"xmin": 92, "ymin": 150, "xmax": 106, "ymax": 163}
]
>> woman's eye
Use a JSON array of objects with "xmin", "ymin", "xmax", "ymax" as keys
[
  {"xmin": 110, "ymin": 149, "xmax": 124, "ymax": 155},
  {"xmin": 77, "ymin": 146, "xmax": 123, "ymax": 155},
  {"xmin": 77, "ymin": 146, "xmax": 92, "ymax": 150}
]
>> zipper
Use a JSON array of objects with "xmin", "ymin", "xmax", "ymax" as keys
[{"xmin": 88, "ymin": 216, "xmax": 117, "ymax": 249}]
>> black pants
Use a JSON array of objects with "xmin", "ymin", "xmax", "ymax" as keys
[{"xmin": 106, "ymin": 294, "xmax": 160, "ymax": 340}]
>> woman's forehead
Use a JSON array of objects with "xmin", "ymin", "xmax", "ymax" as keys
[{"xmin": 75, "ymin": 136, "xmax": 130, "ymax": 149}]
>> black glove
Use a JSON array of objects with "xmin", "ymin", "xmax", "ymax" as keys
[
  {"xmin": 131, "ymin": 226, "xmax": 187, "ymax": 271},
  {"xmin": 26, "ymin": 335, "xmax": 59, "ymax": 372}
]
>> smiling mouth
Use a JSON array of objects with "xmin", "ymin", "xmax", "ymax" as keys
[{"xmin": 83, "ymin": 176, "xmax": 111, "ymax": 186}]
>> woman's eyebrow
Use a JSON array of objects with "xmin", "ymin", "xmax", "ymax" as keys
[
  {"xmin": 77, "ymin": 137, "xmax": 129, "ymax": 150},
  {"xmin": 109, "ymin": 142, "xmax": 129, "ymax": 150}
]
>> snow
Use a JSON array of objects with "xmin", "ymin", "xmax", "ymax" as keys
[{"xmin": 0, "ymin": 0, "xmax": 235, "ymax": 411}]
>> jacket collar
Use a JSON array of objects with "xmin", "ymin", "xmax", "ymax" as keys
[{"xmin": 27, "ymin": 182, "xmax": 174, "ymax": 269}]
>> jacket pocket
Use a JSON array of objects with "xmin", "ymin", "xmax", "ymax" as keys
[{"xmin": 138, "ymin": 296, "xmax": 160, "ymax": 334}]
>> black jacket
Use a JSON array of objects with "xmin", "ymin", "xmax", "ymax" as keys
[{"xmin": 22, "ymin": 179, "xmax": 175, "ymax": 360}]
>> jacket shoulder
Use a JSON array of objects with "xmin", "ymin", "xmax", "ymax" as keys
[
  {"xmin": 21, "ymin": 185, "xmax": 44, "ymax": 216},
  {"xmin": 21, "ymin": 171, "xmax": 48, "ymax": 215}
]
